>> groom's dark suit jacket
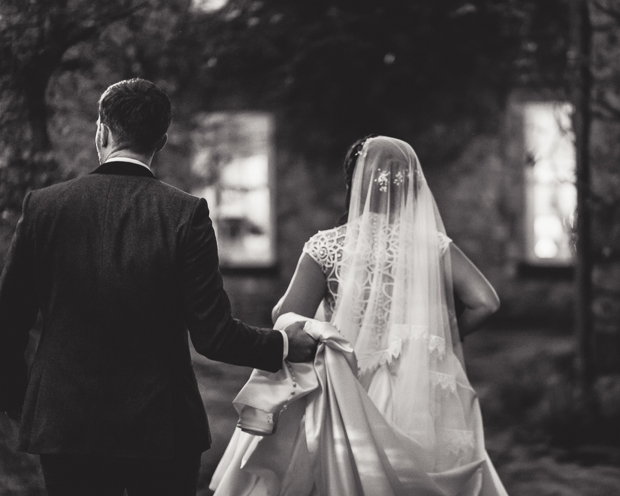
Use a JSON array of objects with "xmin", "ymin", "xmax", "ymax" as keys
[{"xmin": 0, "ymin": 161, "xmax": 283, "ymax": 458}]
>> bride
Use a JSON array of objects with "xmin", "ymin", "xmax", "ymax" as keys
[{"xmin": 210, "ymin": 136, "xmax": 508, "ymax": 495}]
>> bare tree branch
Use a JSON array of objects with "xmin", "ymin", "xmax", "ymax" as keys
[
  {"xmin": 591, "ymin": 107, "xmax": 620, "ymax": 121},
  {"xmin": 593, "ymin": 0, "xmax": 620, "ymax": 24},
  {"xmin": 594, "ymin": 94, "xmax": 620, "ymax": 120},
  {"xmin": 591, "ymin": 22, "xmax": 617, "ymax": 32}
]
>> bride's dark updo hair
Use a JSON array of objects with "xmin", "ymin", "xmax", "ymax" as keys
[{"xmin": 338, "ymin": 134, "xmax": 378, "ymax": 225}]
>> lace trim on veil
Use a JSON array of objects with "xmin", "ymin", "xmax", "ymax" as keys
[
  {"xmin": 356, "ymin": 337, "xmax": 405, "ymax": 374},
  {"xmin": 356, "ymin": 324, "xmax": 447, "ymax": 375}
]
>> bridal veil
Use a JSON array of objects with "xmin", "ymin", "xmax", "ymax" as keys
[{"xmin": 333, "ymin": 136, "xmax": 475, "ymax": 472}]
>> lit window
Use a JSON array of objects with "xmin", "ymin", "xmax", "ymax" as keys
[
  {"xmin": 523, "ymin": 102, "xmax": 576, "ymax": 265},
  {"xmin": 191, "ymin": 112, "xmax": 276, "ymax": 269},
  {"xmin": 191, "ymin": 0, "xmax": 227, "ymax": 12}
]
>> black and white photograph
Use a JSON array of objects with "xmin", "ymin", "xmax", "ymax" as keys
[{"xmin": 1, "ymin": 1, "xmax": 620, "ymax": 495}]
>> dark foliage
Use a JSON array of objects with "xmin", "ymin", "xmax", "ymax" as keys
[
  {"xmin": 492, "ymin": 347, "xmax": 620, "ymax": 449},
  {"xmin": 190, "ymin": 0, "xmax": 571, "ymax": 163}
]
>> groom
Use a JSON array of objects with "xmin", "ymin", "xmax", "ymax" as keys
[{"xmin": 0, "ymin": 78, "xmax": 316, "ymax": 496}]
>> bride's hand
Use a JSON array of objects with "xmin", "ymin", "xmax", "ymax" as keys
[{"xmin": 284, "ymin": 321, "xmax": 318, "ymax": 362}]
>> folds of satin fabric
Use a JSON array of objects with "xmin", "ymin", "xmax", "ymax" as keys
[{"xmin": 210, "ymin": 313, "xmax": 507, "ymax": 496}]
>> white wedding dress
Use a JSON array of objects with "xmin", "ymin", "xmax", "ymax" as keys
[{"xmin": 210, "ymin": 137, "xmax": 508, "ymax": 496}]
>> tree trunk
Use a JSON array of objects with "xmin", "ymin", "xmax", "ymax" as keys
[
  {"xmin": 21, "ymin": 49, "xmax": 65, "ymax": 155},
  {"xmin": 24, "ymin": 81, "xmax": 53, "ymax": 154},
  {"xmin": 570, "ymin": 0, "xmax": 595, "ymax": 388},
  {"xmin": 0, "ymin": 55, "xmax": 60, "ymax": 270}
]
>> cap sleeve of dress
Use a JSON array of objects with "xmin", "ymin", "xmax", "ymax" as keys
[
  {"xmin": 303, "ymin": 231, "xmax": 330, "ymax": 274},
  {"xmin": 302, "ymin": 227, "xmax": 343, "ymax": 276}
]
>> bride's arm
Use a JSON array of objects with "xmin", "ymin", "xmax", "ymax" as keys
[
  {"xmin": 449, "ymin": 243, "xmax": 500, "ymax": 338},
  {"xmin": 272, "ymin": 253, "xmax": 327, "ymax": 324}
]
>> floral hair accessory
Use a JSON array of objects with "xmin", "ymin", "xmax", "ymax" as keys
[
  {"xmin": 393, "ymin": 170, "xmax": 405, "ymax": 186},
  {"xmin": 375, "ymin": 168, "xmax": 390, "ymax": 192},
  {"xmin": 355, "ymin": 135, "xmax": 378, "ymax": 158}
]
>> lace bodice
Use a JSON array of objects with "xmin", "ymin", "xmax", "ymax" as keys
[{"xmin": 303, "ymin": 224, "xmax": 451, "ymax": 322}]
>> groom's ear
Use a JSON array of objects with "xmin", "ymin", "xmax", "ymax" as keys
[
  {"xmin": 100, "ymin": 122, "xmax": 111, "ymax": 148},
  {"xmin": 96, "ymin": 120, "xmax": 111, "ymax": 149},
  {"xmin": 153, "ymin": 134, "xmax": 168, "ymax": 155}
]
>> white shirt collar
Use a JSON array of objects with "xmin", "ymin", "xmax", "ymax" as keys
[{"xmin": 103, "ymin": 157, "xmax": 151, "ymax": 171}]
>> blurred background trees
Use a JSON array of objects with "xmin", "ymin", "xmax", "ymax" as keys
[
  {"xmin": 0, "ymin": 0, "xmax": 576, "ymax": 289},
  {"xmin": 0, "ymin": 0, "xmax": 194, "ymax": 253},
  {"xmin": 4, "ymin": 0, "xmax": 616, "ymax": 390},
  {"xmin": 193, "ymin": 0, "xmax": 571, "ymax": 162},
  {"xmin": 4, "ymin": 0, "xmax": 619, "ymax": 384},
  {"xmin": 1, "ymin": 0, "xmax": 574, "ymax": 196}
]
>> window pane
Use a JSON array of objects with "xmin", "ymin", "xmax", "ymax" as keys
[
  {"xmin": 191, "ymin": 112, "xmax": 276, "ymax": 268},
  {"xmin": 523, "ymin": 102, "xmax": 576, "ymax": 265}
]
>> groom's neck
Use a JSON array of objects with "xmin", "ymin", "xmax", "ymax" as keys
[{"xmin": 103, "ymin": 148, "xmax": 154, "ymax": 167}]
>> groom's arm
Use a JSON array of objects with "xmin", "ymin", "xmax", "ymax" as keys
[
  {"xmin": 180, "ymin": 198, "xmax": 285, "ymax": 372},
  {"xmin": 0, "ymin": 193, "xmax": 39, "ymax": 414}
]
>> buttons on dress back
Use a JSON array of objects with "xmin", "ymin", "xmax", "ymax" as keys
[{"xmin": 280, "ymin": 362, "xmax": 297, "ymax": 413}]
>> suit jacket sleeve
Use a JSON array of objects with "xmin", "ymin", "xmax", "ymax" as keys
[
  {"xmin": 0, "ymin": 193, "xmax": 39, "ymax": 411},
  {"xmin": 181, "ymin": 198, "xmax": 283, "ymax": 373}
]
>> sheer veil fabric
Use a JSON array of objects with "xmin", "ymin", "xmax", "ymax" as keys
[{"xmin": 334, "ymin": 136, "xmax": 472, "ymax": 472}]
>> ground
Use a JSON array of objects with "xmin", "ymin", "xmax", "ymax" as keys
[
  {"xmin": 197, "ymin": 327, "xmax": 620, "ymax": 496},
  {"xmin": 2, "ymin": 327, "xmax": 620, "ymax": 495},
  {"xmin": 464, "ymin": 328, "xmax": 620, "ymax": 496}
]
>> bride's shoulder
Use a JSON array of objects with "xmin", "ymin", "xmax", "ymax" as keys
[{"xmin": 307, "ymin": 224, "xmax": 346, "ymax": 242}]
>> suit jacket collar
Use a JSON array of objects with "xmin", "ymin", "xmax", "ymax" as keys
[{"xmin": 90, "ymin": 161, "xmax": 156, "ymax": 179}]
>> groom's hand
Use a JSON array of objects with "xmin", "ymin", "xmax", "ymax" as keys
[{"xmin": 284, "ymin": 321, "xmax": 318, "ymax": 362}]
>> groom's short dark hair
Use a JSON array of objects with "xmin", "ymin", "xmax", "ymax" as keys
[{"xmin": 98, "ymin": 79, "xmax": 171, "ymax": 154}]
